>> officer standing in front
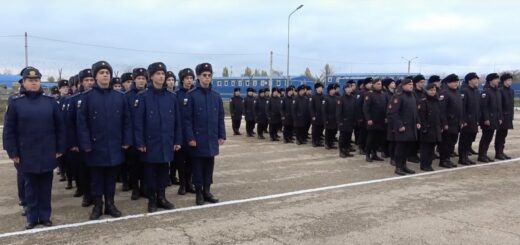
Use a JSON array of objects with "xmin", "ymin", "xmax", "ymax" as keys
[
  {"xmin": 183, "ymin": 63, "xmax": 226, "ymax": 205},
  {"xmin": 77, "ymin": 61, "xmax": 132, "ymax": 220},
  {"xmin": 3, "ymin": 67, "xmax": 66, "ymax": 229},
  {"xmin": 134, "ymin": 62, "xmax": 182, "ymax": 212}
]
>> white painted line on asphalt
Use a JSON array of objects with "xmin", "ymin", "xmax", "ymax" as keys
[{"xmin": 0, "ymin": 157, "xmax": 519, "ymax": 239}]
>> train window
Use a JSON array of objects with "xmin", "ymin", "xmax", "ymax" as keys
[
  {"xmin": 277, "ymin": 80, "xmax": 281, "ymax": 86},
  {"xmin": 224, "ymin": 80, "xmax": 229, "ymax": 86},
  {"xmin": 217, "ymin": 81, "xmax": 222, "ymax": 86},
  {"xmin": 238, "ymin": 80, "xmax": 243, "ymax": 86},
  {"xmin": 253, "ymin": 80, "xmax": 257, "ymax": 86},
  {"xmin": 231, "ymin": 80, "xmax": 235, "ymax": 86},
  {"xmin": 246, "ymin": 81, "xmax": 250, "ymax": 86}
]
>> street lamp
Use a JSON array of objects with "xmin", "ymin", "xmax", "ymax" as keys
[
  {"xmin": 287, "ymin": 4, "xmax": 304, "ymax": 83},
  {"xmin": 401, "ymin": 56, "xmax": 419, "ymax": 74}
]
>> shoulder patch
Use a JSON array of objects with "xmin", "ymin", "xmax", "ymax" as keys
[
  {"xmin": 77, "ymin": 100, "xmax": 82, "ymax": 108},
  {"xmin": 388, "ymin": 104, "xmax": 392, "ymax": 109},
  {"xmin": 439, "ymin": 95, "xmax": 444, "ymax": 101},
  {"xmin": 266, "ymin": 100, "xmax": 269, "ymax": 104},
  {"xmin": 481, "ymin": 93, "xmax": 486, "ymax": 98},
  {"xmin": 356, "ymin": 94, "xmax": 360, "ymax": 99},
  {"xmin": 393, "ymin": 98, "xmax": 399, "ymax": 104},
  {"xmin": 309, "ymin": 98, "xmax": 312, "ymax": 101},
  {"xmin": 322, "ymin": 100, "xmax": 326, "ymax": 104},
  {"xmin": 134, "ymin": 99, "xmax": 139, "ymax": 107},
  {"xmin": 292, "ymin": 100, "xmax": 296, "ymax": 104},
  {"xmin": 365, "ymin": 95, "xmax": 369, "ymax": 101},
  {"xmin": 280, "ymin": 100, "xmax": 284, "ymax": 104},
  {"xmin": 460, "ymin": 94, "xmax": 465, "ymax": 98},
  {"xmin": 337, "ymin": 100, "xmax": 341, "ymax": 105},
  {"xmin": 183, "ymin": 98, "xmax": 188, "ymax": 105}
]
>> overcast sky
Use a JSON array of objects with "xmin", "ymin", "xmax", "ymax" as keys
[{"xmin": 1, "ymin": 0, "xmax": 519, "ymax": 79}]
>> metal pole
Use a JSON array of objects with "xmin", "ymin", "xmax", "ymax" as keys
[
  {"xmin": 286, "ymin": 5, "xmax": 303, "ymax": 86},
  {"xmin": 24, "ymin": 32, "xmax": 28, "ymax": 67},
  {"xmin": 269, "ymin": 51, "xmax": 273, "ymax": 91}
]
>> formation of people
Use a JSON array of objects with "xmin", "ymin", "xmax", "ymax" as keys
[
  {"xmin": 3, "ymin": 61, "xmax": 226, "ymax": 229},
  {"xmin": 229, "ymin": 73, "xmax": 514, "ymax": 175},
  {"xmin": 2, "ymin": 63, "xmax": 515, "ymax": 230}
]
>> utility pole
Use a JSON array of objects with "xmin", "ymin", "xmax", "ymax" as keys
[
  {"xmin": 401, "ymin": 56, "xmax": 418, "ymax": 74},
  {"xmin": 287, "ymin": 4, "xmax": 304, "ymax": 84},
  {"xmin": 24, "ymin": 32, "xmax": 28, "ymax": 67},
  {"xmin": 269, "ymin": 51, "xmax": 273, "ymax": 91}
]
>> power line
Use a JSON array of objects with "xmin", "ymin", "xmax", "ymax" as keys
[{"xmin": 28, "ymin": 35, "xmax": 267, "ymax": 56}]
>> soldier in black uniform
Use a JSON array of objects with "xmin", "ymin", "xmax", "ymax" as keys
[
  {"xmin": 244, "ymin": 88, "xmax": 256, "ymax": 137},
  {"xmin": 382, "ymin": 78, "xmax": 396, "ymax": 159},
  {"xmin": 428, "ymin": 75, "xmax": 442, "ymax": 91},
  {"xmin": 495, "ymin": 73, "xmax": 514, "ymax": 160},
  {"xmin": 478, "ymin": 73, "xmax": 502, "ymax": 163},
  {"xmin": 363, "ymin": 78, "xmax": 387, "ymax": 162},
  {"xmin": 458, "ymin": 72, "xmax": 480, "ymax": 165},
  {"xmin": 309, "ymin": 83, "xmax": 324, "ymax": 147},
  {"xmin": 336, "ymin": 81, "xmax": 356, "ymax": 158},
  {"xmin": 418, "ymin": 83, "xmax": 442, "ymax": 171},
  {"xmin": 304, "ymin": 85, "xmax": 312, "ymax": 139},
  {"xmin": 438, "ymin": 74, "xmax": 463, "ymax": 168},
  {"xmin": 292, "ymin": 85, "xmax": 309, "ymax": 145},
  {"xmin": 56, "ymin": 80, "xmax": 70, "ymax": 183},
  {"xmin": 229, "ymin": 87, "xmax": 244, "ymax": 135},
  {"xmin": 355, "ymin": 77, "xmax": 373, "ymax": 154},
  {"xmin": 323, "ymin": 84, "xmax": 338, "ymax": 149},
  {"xmin": 267, "ymin": 87, "xmax": 283, "ymax": 141},
  {"xmin": 388, "ymin": 79, "xmax": 419, "ymax": 175},
  {"xmin": 254, "ymin": 88, "xmax": 268, "ymax": 139},
  {"xmin": 407, "ymin": 74, "xmax": 426, "ymax": 163},
  {"xmin": 281, "ymin": 86, "xmax": 295, "ymax": 143}
]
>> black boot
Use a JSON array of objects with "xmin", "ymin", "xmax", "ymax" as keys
[
  {"xmin": 73, "ymin": 189, "xmax": 84, "ymax": 198},
  {"xmin": 402, "ymin": 163, "xmax": 416, "ymax": 174},
  {"xmin": 148, "ymin": 192, "xmax": 157, "ymax": 213},
  {"xmin": 89, "ymin": 196, "xmax": 103, "ymax": 220},
  {"xmin": 371, "ymin": 151, "xmax": 384, "ymax": 161},
  {"xmin": 394, "ymin": 162, "xmax": 407, "ymax": 176},
  {"xmin": 195, "ymin": 186, "xmax": 204, "ymax": 206},
  {"xmin": 131, "ymin": 183, "xmax": 140, "ymax": 200},
  {"xmin": 157, "ymin": 189, "xmax": 175, "ymax": 210},
  {"xmin": 365, "ymin": 154, "xmax": 373, "ymax": 162},
  {"xmin": 203, "ymin": 185, "xmax": 219, "ymax": 203},
  {"xmin": 177, "ymin": 184, "xmax": 186, "ymax": 195},
  {"xmin": 104, "ymin": 195, "xmax": 122, "ymax": 218},
  {"xmin": 81, "ymin": 194, "xmax": 93, "ymax": 207},
  {"xmin": 122, "ymin": 182, "xmax": 130, "ymax": 192}
]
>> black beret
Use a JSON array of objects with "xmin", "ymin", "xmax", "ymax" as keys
[
  {"xmin": 271, "ymin": 87, "xmax": 279, "ymax": 93},
  {"xmin": 413, "ymin": 74, "xmax": 426, "ymax": 84},
  {"xmin": 428, "ymin": 75, "xmax": 441, "ymax": 84},
  {"xmin": 195, "ymin": 63, "xmax": 213, "ymax": 75},
  {"xmin": 132, "ymin": 68, "xmax": 148, "ymax": 79},
  {"xmin": 314, "ymin": 82, "xmax": 323, "ymax": 89},
  {"xmin": 246, "ymin": 87, "xmax": 255, "ymax": 92},
  {"xmin": 121, "ymin": 72, "xmax": 133, "ymax": 83},
  {"xmin": 486, "ymin": 73, "xmax": 499, "ymax": 82},
  {"xmin": 356, "ymin": 79, "xmax": 364, "ymax": 87},
  {"xmin": 401, "ymin": 78, "xmax": 413, "ymax": 85},
  {"xmin": 148, "ymin": 62, "xmax": 167, "ymax": 77},
  {"xmin": 425, "ymin": 83, "xmax": 437, "ymax": 91},
  {"xmin": 110, "ymin": 77, "xmax": 121, "ymax": 85},
  {"xmin": 500, "ymin": 73, "xmax": 513, "ymax": 82},
  {"xmin": 363, "ymin": 77, "xmax": 373, "ymax": 85},
  {"xmin": 444, "ymin": 74, "xmax": 459, "ymax": 83},
  {"xmin": 178, "ymin": 68, "xmax": 195, "ymax": 82},
  {"xmin": 327, "ymin": 83, "xmax": 335, "ymax": 91},
  {"xmin": 21, "ymin": 67, "xmax": 42, "ymax": 79},
  {"xmin": 58, "ymin": 80, "xmax": 69, "ymax": 88},
  {"xmin": 165, "ymin": 71, "xmax": 176, "ymax": 81},
  {"xmin": 464, "ymin": 72, "xmax": 479, "ymax": 83},
  {"xmin": 91, "ymin": 61, "xmax": 113, "ymax": 77},
  {"xmin": 234, "ymin": 87, "xmax": 241, "ymax": 92},
  {"xmin": 79, "ymin": 69, "xmax": 93, "ymax": 82},
  {"xmin": 297, "ymin": 85, "xmax": 306, "ymax": 91},
  {"xmin": 382, "ymin": 78, "xmax": 395, "ymax": 88}
]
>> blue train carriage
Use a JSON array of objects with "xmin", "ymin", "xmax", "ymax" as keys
[
  {"xmin": 325, "ymin": 73, "xmax": 419, "ymax": 88},
  {"xmin": 214, "ymin": 76, "xmax": 301, "ymax": 100}
]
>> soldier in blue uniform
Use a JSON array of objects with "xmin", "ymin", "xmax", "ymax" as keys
[
  {"xmin": 165, "ymin": 71, "xmax": 177, "ymax": 92},
  {"xmin": 76, "ymin": 61, "xmax": 132, "ymax": 220},
  {"xmin": 134, "ymin": 62, "xmax": 182, "ymax": 212},
  {"xmin": 174, "ymin": 68, "xmax": 196, "ymax": 195},
  {"xmin": 56, "ymin": 80, "xmax": 70, "ymax": 183},
  {"xmin": 266, "ymin": 87, "xmax": 282, "ymax": 141},
  {"xmin": 281, "ymin": 86, "xmax": 295, "ymax": 143},
  {"xmin": 183, "ymin": 62, "xmax": 226, "ymax": 205},
  {"xmin": 336, "ymin": 81, "xmax": 356, "ymax": 158},
  {"xmin": 121, "ymin": 72, "xmax": 133, "ymax": 93},
  {"xmin": 110, "ymin": 77, "xmax": 122, "ymax": 91},
  {"xmin": 495, "ymin": 73, "xmax": 514, "ymax": 160},
  {"xmin": 3, "ymin": 67, "xmax": 66, "ymax": 229},
  {"xmin": 244, "ymin": 87, "xmax": 256, "ymax": 137},
  {"xmin": 229, "ymin": 87, "xmax": 244, "ymax": 135},
  {"xmin": 66, "ymin": 70, "xmax": 95, "ymax": 207},
  {"xmin": 125, "ymin": 67, "xmax": 149, "ymax": 200}
]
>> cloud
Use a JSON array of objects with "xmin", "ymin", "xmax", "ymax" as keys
[{"xmin": 403, "ymin": 14, "xmax": 489, "ymax": 32}]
